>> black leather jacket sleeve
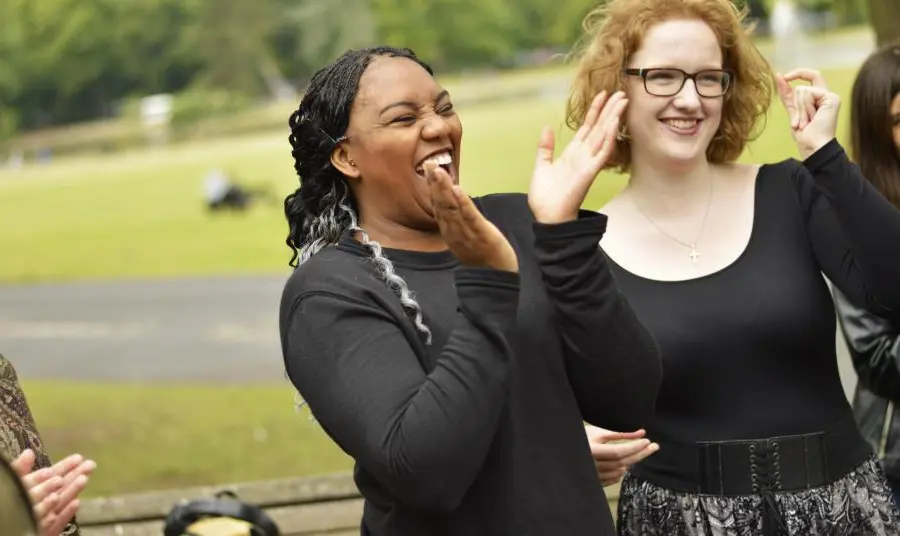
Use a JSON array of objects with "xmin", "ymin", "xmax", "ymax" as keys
[{"xmin": 834, "ymin": 288, "xmax": 900, "ymax": 401}]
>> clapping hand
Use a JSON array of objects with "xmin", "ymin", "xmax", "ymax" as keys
[
  {"xmin": 775, "ymin": 69, "xmax": 841, "ymax": 160},
  {"xmin": 11, "ymin": 449, "xmax": 96, "ymax": 536},
  {"xmin": 425, "ymin": 162, "xmax": 518, "ymax": 273},
  {"xmin": 528, "ymin": 91, "xmax": 628, "ymax": 224}
]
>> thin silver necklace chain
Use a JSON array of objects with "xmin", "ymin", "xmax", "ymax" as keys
[{"xmin": 629, "ymin": 175, "xmax": 714, "ymax": 265}]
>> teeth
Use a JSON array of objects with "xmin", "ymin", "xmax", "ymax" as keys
[
  {"xmin": 416, "ymin": 151, "xmax": 452, "ymax": 173},
  {"xmin": 664, "ymin": 119, "xmax": 699, "ymax": 129},
  {"xmin": 424, "ymin": 152, "xmax": 452, "ymax": 166}
]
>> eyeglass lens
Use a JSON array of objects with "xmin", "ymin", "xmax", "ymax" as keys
[{"xmin": 643, "ymin": 69, "xmax": 730, "ymax": 97}]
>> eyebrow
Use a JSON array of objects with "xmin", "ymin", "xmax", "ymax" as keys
[
  {"xmin": 636, "ymin": 63, "xmax": 723, "ymax": 70},
  {"xmin": 379, "ymin": 90, "xmax": 451, "ymax": 115}
]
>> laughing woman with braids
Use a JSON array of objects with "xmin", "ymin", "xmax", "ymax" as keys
[{"xmin": 278, "ymin": 46, "xmax": 661, "ymax": 535}]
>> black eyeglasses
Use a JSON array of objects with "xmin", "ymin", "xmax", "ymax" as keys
[{"xmin": 623, "ymin": 68, "xmax": 733, "ymax": 98}]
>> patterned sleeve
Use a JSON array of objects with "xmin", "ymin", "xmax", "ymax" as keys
[{"xmin": 0, "ymin": 354, "xmax": 80, "ymax": 536}]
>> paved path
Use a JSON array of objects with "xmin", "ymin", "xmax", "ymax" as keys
[
  {"xmin": 0, "ymin": 273, "xmax": 860, "ymax": 400},
  {"xmin": 0, "ymin": 275, "xmax": 290, "ymax": 383}
]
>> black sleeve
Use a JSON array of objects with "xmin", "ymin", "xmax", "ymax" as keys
[
  {"xmin": 797, "ymin": 139, "xmax": 900, "ymax": 320},
  {"xmin": 281, "ymin": 268, "xmax": 520, "ymax": 514},
  {"xmin": 533, "ymin": 212, "xmax": 662, "ymax": 430},
  {"xmin": 834, "ymin": 288, "xmax": 900, "ymax": 400}
]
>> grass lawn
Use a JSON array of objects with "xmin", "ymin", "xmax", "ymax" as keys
[
  {"xmin": 4, "ymin": 65, "xmax": 861, "ymax": 497},
  {"xmin": 20, "ymin": 380, "xmax": 352, "ymax": 497},
  {"xmin": 0, "ymin": 67, "xmax": 859, "ymax": 283}
]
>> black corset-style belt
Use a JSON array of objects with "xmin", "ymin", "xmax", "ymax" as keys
[
  {"xmin": 630, "ymin": 415, "xmax": 868, "ymax": 496},
  {"xmin": 629, "ymin": 416, "xmax": 871, "ymax": 535},
  {"xmin": 695, "ymin": 431, "xmax": 830, "ymax": 496}
]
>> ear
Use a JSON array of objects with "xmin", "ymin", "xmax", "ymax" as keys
[{"xmin": 330, "ymin": 143, "xmax": 361, "ymax": 180}]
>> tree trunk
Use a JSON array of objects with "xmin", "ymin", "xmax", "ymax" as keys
[{"xmin": 868, "ymin": 0, "xmax": 900, "ymax": 48}]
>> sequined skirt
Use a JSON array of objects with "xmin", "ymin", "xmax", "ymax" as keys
[{"xmin": 617, "ymin": 457, "xmax": 900, "ymax": 535}]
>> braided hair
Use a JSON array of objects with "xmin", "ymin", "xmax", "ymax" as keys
[{"xmin": 284, "ymin": 46, "xmax": 434, "ymax": 344}]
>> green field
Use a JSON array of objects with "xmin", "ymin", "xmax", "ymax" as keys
[
  {"xmin": 20, "ymin": 380, "xmax": 353, "ymax": 497},
  {"xmin": 4, "ymin": 65, "xmax": 860, "ymax": 497},
  {"xmin": 0, "ymin": 66, "xmax": 858, "ymax": 284}
]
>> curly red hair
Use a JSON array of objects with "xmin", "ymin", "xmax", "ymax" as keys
[{"xmin": 566, "ymin": 0, "xmax": 774, "ymax": 172}]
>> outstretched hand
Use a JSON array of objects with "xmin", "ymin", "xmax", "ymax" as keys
[
  {"xmin": 528, "ymin": 91, "xmax": 627, "ymax": 224},
  {"xmin": 585, "ymin": 425, "xmax": 659, "ymax": 487},
  {"xmin": 12, "ymin": 449, "xmax": 95, "ymax": 536},
  {"xmin": 775, "ymin": 69, "xmax": 841, "ymax": 160}
]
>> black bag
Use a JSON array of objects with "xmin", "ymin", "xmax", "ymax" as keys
[{"xmin": 163, "ymin": 490, "xmax": 280, "ymax": 536}]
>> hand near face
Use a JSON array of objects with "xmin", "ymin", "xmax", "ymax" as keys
[
  {"xmin": 11, "ymin": 449, "xmax": 96, "ymax": 536},
  {"xmin": 528, "ymin": 91, "xmax": 628, "ymax": 224},
  {"xmin": 776, "ymin": 69, "xmax": 841, "ymax": 160},
  {"xmin": 426, "ymin": 162, "xmax": 519, "ymax": 273},
  {"xmin": 585, "ymin": 425, "xmax": 659, "ymax": 487}
]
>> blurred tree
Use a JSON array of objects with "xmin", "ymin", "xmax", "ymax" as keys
[
  {"xmin": 511, "ymin": 0, "xmax": 593, "ymax": 52},
  {"xmin": 829, "ymin": 0, "xmax": 868, "ymax": 25},
  {"xmin": 187, "ymin": 0, "xmax": 272, "ymax": 96},
  {"xmin": 1, "ymin": 0, "xmax": 200, "ymax": 130},
  {"xmin": 429, "ymin": 0, "xmax": 518, "ymax": 69},
  {"xmin": 867, "ymin": 0, "xmax": 900, "ymax": 47},
  {"xmin": 272, "ymin": 0, "xmax": 378, "ymax": 85},
  {"xmin": 370, "ymin": 0, "xmax": 440, "ymax": 64},
  {"xmin": 110, "ymin": 0, "xmax": 201, "ymax": 96},
  {"xmin": 371, "ymin": 0, "xmax": 517, "ymax": 71},
  {"xmin": 0, "ymin": 0, "xmax": 24, "ymax": 138},
  {"xmin": 24, "ymin": 0, "xmax": 894, "ymax": 135}
]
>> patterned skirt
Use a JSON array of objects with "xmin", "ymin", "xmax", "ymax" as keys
[{"xmin": 617, "ymin": 456, "xmax": 900, "ymax": 535}]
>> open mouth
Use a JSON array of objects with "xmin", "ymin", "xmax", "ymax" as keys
[
  {"xmin": 661, "ymin": 118, "xmax": 702, "ymax": 135},
  {"xmin": 415, "ymin": 150, "xmax": 453, "ymax": 177}
]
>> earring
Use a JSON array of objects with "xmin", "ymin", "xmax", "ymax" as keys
[
  {"xmin": 616, "ymin": 124, "xmax": 631, "ymax": 141},
  {"xmin": 349, "ymin": 159, "xmax": 356, "ymax": 167}
]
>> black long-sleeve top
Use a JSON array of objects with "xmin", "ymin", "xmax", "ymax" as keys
[
  {"xmin": 608, "ymin": 139, "xmax": 900, "ymax": 487},
  {"xmin": 279, "ymin": 193, "xmax": 661, "ymax": 535}
]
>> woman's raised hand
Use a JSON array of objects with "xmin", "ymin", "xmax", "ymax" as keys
[
  {"xmin": 528, "ymin": 91, "xmax": 628, "ymax": 224},
  {"xmin": 775, "ymin": 69, "xmax": 841, "ymax": 160}
]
